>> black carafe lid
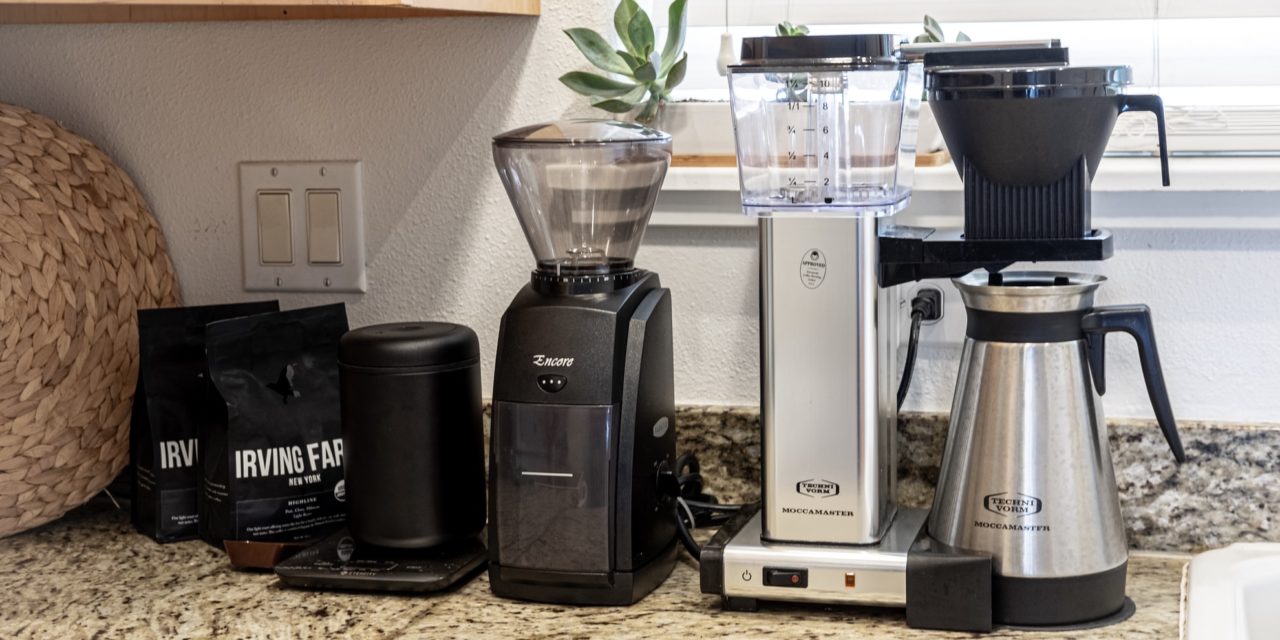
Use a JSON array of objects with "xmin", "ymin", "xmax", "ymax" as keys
[{"xmin": 339, "ymin": 322, "xmax": 479, "ymax": 369}]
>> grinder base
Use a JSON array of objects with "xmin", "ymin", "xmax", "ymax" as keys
[{"xmin": 488, "ymin": 539, "xmax": 677, "ymax": 606}]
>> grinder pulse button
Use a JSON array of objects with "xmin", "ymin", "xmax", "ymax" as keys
[
  {"xmin": 536, "ymin": 374, "xmax": 567, "ymax": 393},
  {"xmin": 764, "ymin": 568, "xmax": 808, "ymax": 588}
]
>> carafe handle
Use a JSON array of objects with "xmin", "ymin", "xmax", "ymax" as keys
[
  {"xmin": 1118, "ymin": 94, "xmax": 1171, "ymax": 187},
  {"xmin": 1082, "ymin": 305, "xmax": 1185, "ymax": 462}
]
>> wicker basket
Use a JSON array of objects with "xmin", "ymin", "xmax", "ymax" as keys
[{"xmin": 0, "ymin": 102, "xmax": 180, "ymax": 536}]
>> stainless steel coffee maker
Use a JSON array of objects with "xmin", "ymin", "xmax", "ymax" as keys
[
  {"xmin": 929, "ymin": 271, "xmax": 1184, "ymax": 626},
  {"xmin": 700, "ymin": 36, "xmax": 1177, "ymax": 632}
]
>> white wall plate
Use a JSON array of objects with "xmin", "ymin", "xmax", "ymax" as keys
[{"xmin": 239, "ymin": 160, "xmax": 366, "ymax": 293}]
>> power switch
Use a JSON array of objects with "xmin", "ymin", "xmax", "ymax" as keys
[
  {"xmin": 306, "ymin": 190, "xmax": 342, "ymax": 264},
  {"xmin": 537, "ymin": 374, "xmax": 567, "ymax": 393},
  {"xmin": 256, "ymin": 191, "xmax": 293, "ymax": 264},
  {"xmin": 764, "ymin": 567, "xmax": 808, "ymax": 588}
]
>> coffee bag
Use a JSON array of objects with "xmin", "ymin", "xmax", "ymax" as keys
[
  {"xmin": 200, "ymin": 303, "xmax": 349, "ymax": 548},
  {"xmin": 131, "ymin": 301, "xmax": 280, "ymax": 543}
]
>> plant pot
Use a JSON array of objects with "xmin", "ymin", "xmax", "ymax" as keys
[{"xmin": 917, "ymin": 101, "xmax": 946, "ymax": 154}]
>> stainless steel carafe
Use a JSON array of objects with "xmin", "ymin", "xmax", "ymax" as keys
[{"xmin": 928, "ymin": 271, "xmax": 1185, "ymax": 626}]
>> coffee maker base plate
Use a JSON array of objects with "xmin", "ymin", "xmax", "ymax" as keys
[
  {"xmin": 274, "ymin": 528, "xmax": 487, "ymax": 593},
  {"xmin": 702, "ymin": 508, "xmax": 928, "ymax": 607}
]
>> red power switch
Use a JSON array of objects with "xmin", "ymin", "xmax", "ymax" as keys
[{"xmin": 764, "ymin": 567, "xmax": 808, "ymax": 588}]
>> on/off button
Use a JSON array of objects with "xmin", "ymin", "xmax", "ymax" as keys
[
  {"xmin": 764, "ymin": 567, "xmax": 808, "ymax": 588},
  {"xmin": 537, "ymin": 374, "xmax": 567, "ymax": 393}
]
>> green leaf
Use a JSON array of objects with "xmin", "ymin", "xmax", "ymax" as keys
[
  {"xmin": 627, "ymin": 7, "xmax": 655, "ymax": 57},
  {"xmin": 617, "ymin": 49, "xmax": 644, "ymax": 71},
  {"xmin": 618, "ymin": 83, "xmax": 650, "ymax": 104},
  {"xmin": 659, "ymin": 0, "xmax": 687, "ymax": 76},
  {"xmin": 923, "ymin": 14, "xmax": 944, "ymax": 42},
  {"xmin": 559, "ymin": 71, "xmax": 638, "ymax": 98},
  {"xmin": 775, "ymin": 20, "xmax": 808, "ymax": 37},
  {"xmin": 590, "ymin": 96, "xmax": 641, "ymax": 114},
  {"xmin": 614, "ymin": 0, "xmax": 640, "ymax": 55},
  {"xmin": 634, "ymin": 60, "xmax": 657, "ymax": 82},
  {"xmin": 664, "ymin": 52, "xmax": 687, "ymax": 91},
  {"xmin": 564, "ymin": 28, "xmax": 631, "ymax": 75},
  {"xmin": 956, "ymin": 31, "xmax": 972, "ymax": 42},
  {"xmin": 913, "ymin": 33, "xmax": 935, "ymax": 43}
]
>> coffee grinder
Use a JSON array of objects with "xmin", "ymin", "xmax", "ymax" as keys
[
  {"xmin": 487, "ymin": 120, "xmax": 679, "ymax": 605},
  {"xmin": 699, "ymin": 36, "xmax": 1174, "ymax": 631}
]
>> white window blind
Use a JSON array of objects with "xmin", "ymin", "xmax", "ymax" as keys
[{"xmin": 642, "ymin": 0, "xmax": 1280, "ymax": 153}]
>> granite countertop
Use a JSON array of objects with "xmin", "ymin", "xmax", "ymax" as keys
[{"xmin": 1, "ymin": 498, "xmax": 1187, "ymax": 639}]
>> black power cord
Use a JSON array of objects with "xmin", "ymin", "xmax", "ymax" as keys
[
  {"xmin": 662, "ymin": 454, "xmax": 753, "ymax": 562},
  {"xmin": 897, "ymin": 290, "xmax": 941, "ymax": 410}
]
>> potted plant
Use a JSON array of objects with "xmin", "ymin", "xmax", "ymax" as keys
[{"xmin": 559, "ymin": 0, "xmax": 689, "ymax": 125}]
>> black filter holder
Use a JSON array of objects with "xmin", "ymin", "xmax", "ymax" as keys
[{"xmin": 964, "ymin": 156, "xmax": 1091, "ymax": 240}]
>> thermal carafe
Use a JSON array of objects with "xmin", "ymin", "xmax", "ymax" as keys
[{"xmin": 928, "ymin": 271, "xmax": 1185, "ymax": 625}]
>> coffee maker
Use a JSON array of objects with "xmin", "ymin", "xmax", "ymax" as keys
[
  {"xmin": 488, "ymin": 120, "xmax": 679, "ymax": 605},
  {"xmin": 700, "ymin": 36, "xmax": 1179, "ymax": 631}
]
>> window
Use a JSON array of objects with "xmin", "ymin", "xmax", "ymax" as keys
[{"xmin": 648, "ymin": 0, "xmax": 1280, "ymax": 153}]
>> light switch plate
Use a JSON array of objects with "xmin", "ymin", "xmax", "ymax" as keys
[{"xmin": 240, "ymin": 161, "xmax": 366, "ymax": 293}]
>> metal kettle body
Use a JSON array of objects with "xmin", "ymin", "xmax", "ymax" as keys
[{"xmin": 927, "ymin": 271, "xmax": 1185, "ymax": 626}]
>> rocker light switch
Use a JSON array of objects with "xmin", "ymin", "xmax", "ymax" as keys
[
  {"xmin": 240, "ymin": 161, "xmax": 366, "ymax": 293},
  {"xmin": 306, "ymin": 191, "xmax": 341, "ymax": 264},
  {"xmin": 257, "ymin": 191, "xmax": 293, "ymax": 264}
]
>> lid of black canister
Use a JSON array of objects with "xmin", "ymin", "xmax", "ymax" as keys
[{"xmin": 339, "ymin": 322, "xmax": 479, "ymax": 369}]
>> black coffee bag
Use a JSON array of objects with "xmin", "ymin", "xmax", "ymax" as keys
[
  {"xmin": 200, "ymin": 303, "xmax": 349, "ymax": 548},
  {"xmin": 132, "ymin": 301, "xmax": 280, "ymax": 543}
]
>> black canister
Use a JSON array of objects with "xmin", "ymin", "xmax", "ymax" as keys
[{"xmin": 339, "ymin": 322, "xmax": 484, "ymax": 549}]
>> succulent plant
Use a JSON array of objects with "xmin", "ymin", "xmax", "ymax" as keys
[
  {"xmin": 913, "ymin": 14, "xmax": 970, "ymax": 44},
  {"xmin": 559, "ymin": 0, "xmax": 689, "ymax": 124},
  {"xmin": 775, "ymin": 21, "xmax": 809, "ymax": 37}
]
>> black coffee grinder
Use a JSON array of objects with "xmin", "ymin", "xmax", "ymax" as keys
[{"xmin": 487, "ymin": 120, "xmax": 678, "ymax": 605}]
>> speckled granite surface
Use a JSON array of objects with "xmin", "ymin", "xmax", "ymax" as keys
[
  {"xmin": 676, "ymin": 407, "xmax": 1280, "ymax": 552},
  {"xmin": 0, "ymin": 498, "xmax": 1185, "ymax": 639}
]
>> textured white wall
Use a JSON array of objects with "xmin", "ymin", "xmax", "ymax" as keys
[{"xmin": 0, "ymin": 10, "xmax": 1276, "ymax": 424}]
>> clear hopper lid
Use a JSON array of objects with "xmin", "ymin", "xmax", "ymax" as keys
[{"xmin": 493, "ymin": 120, "xmax": 672, "ymax": 276}]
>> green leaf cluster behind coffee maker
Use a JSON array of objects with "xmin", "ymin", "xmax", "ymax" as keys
[{"xmin": 200, "ymin": 303, "xmax": 349, "ymax": 547}]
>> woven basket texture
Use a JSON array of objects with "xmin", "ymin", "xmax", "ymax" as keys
[{"xmin": 0, "ymin": 102, "xmax": 180, "ymax": 537}]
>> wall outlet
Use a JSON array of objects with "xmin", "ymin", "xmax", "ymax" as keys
[{"xmin": 239, "ymin": 161, "xmax": 366, "ymax": 293}]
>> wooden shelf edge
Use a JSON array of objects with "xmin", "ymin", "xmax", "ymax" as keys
[{"xmin": 0, "ymin": 0, "xmax": 538, "ymax": 24}]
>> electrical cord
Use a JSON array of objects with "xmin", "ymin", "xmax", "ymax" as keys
[
  {"xmin": 897, "ymin": 292, "xmax": 939, "ymax": 410},
  {"xmin": 663, "ymin": 453, "xmax": 755, "ymax": 562},
  {"xmin": 897, "ymin": 307, "xmax": 924, "ymax": 410},
  {"xmin": 675, "ymin": 497, "xmax": 702, "ymax": 560}
]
